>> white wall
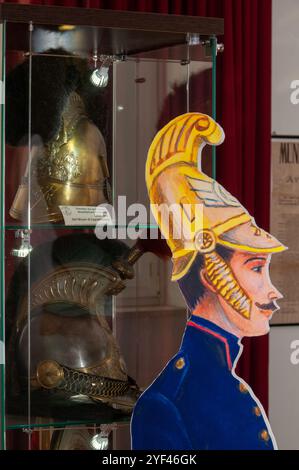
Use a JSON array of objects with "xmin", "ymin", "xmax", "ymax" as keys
[
  {"xmin": 270, "ymin": 0, "xmax": 299, "ymax": 450},
  {"xmin": 269, "ymin": 326, "xmax": 299, "ymax": 449},
  {"xmin": 272, "ymin": 0, "xmax": 299, "ymax": 135}
]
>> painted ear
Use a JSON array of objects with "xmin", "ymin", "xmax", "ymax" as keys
[{"xmin": 199, "ymin": 267, "xmax": 217, "ymax": 294}]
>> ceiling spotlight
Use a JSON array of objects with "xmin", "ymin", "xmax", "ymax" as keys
[
  {"xmin": 90, "ymin": 433, "xmax": 109, "ymax": 450},
  {"xmin": 91, "ymin": 64, "xmax": 110, "ymax": 87},
  {"xmin": 90, "ymin": 54, "xmax": 126, "ymax": 88},
  {"xmin": 90, "ymin": 55, "xmax": 113, "ymax": 88},
  {"xmin": 11, "ymin": 229, "xmax": 32, "ymax": 258}
]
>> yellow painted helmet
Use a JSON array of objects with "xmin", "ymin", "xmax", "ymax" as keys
[{"xmin": 146, "ymin": 113, "xmax": 287, "ymax": 319}]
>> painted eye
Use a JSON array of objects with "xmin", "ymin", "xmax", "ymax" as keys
[{"xmin": 252, "ymin": 265, "xmax": 263, "ymax": 273}]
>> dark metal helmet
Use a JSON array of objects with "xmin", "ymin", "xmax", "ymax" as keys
[{"xmin": 6, "ymin": 234, "xmax": 141, "ymax": 414}]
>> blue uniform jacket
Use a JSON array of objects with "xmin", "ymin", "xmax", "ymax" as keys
[{"xmin": 131, "ymin": 315, "xmax": 277, "ymax": 450}]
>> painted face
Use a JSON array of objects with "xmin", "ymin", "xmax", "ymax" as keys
[{"xmin": 216, "ymin": 251, "xmax": 283, "ymax": 337}]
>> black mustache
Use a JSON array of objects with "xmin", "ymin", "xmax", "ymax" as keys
[{"xmin": 255, "ymin": 301, "xmax": 278, "ymax": 311}]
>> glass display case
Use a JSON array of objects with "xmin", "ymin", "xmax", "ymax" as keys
[{"xmin": 0, "ymin": 3, "xmax": 223, "ymax": 450}]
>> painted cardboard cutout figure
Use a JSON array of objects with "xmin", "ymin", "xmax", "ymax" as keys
[{"xmin": 131, "ymin": 113, "xmax": 287, "ymax": 450}]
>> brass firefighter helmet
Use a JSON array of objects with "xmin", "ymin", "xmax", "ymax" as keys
[
  {"xmin": 10, "ymin": 92, "xmax": 111, "ymax": 223},
  {"xmin": 146, "ymin": 113, "xmax": 287, "ymax": 319}
]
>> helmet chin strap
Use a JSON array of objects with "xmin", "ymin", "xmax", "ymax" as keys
[{"xmin": 204, "ymin": 251, "xmax": 252, "ymax": 319}]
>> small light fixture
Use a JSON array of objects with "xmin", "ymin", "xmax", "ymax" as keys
[
  {"xmin": 90, "ymin": 424, "xmax": 116, "ymax": 450},
  {"xmin": 91, "ymin": 55, "xmax": 113, "ymax": 88},
  {"xmin": 90, "ymin": 433, "xmax": 109, "ymax": 450},
  {"xmin": 91, "ymin": 64, "xmax": 110, "ymax": 87},
  {"xmin": 90, "ymin": 54, "xmax": 126, "ymax": 88},
  {"xmin": 11, "ymin": 229, "xmax": 32, "ymax": 258}
]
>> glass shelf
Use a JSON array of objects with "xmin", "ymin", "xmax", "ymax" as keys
[
  {"xmin": 5, "ymin": 224, "xmax": 159, "ymax": 231},
  {"xmin": 6, "ymin": 395, "xmax": 132, "ymax": 430},
  {"xmin": 7, "ymin": 416, "xmax": 130, "ymax": 431}
]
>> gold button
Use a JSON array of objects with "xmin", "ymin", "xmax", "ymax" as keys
[
  {"xmin": 238, "ymin": 382, "xmax": 248, "ymax": 393},
  {"xmin": 175, "ymin": 357, "xmax": 185, "ymax": 370},
  {"xmin": 253, "ymin": 406, "xmax": 262, "ymax": 417},
  {"xmin": 259, "ymin": 429, "xmax": 270, "ymax": 442}
]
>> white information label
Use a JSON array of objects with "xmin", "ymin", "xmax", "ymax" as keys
[{"xmin": 59, "ymin": 205, "xmax": 113, "ymax": 226}]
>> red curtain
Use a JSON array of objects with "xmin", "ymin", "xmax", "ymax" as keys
[{"xmin": 2, "ymin": 0, "xmax": 272, "ymax": 411}]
